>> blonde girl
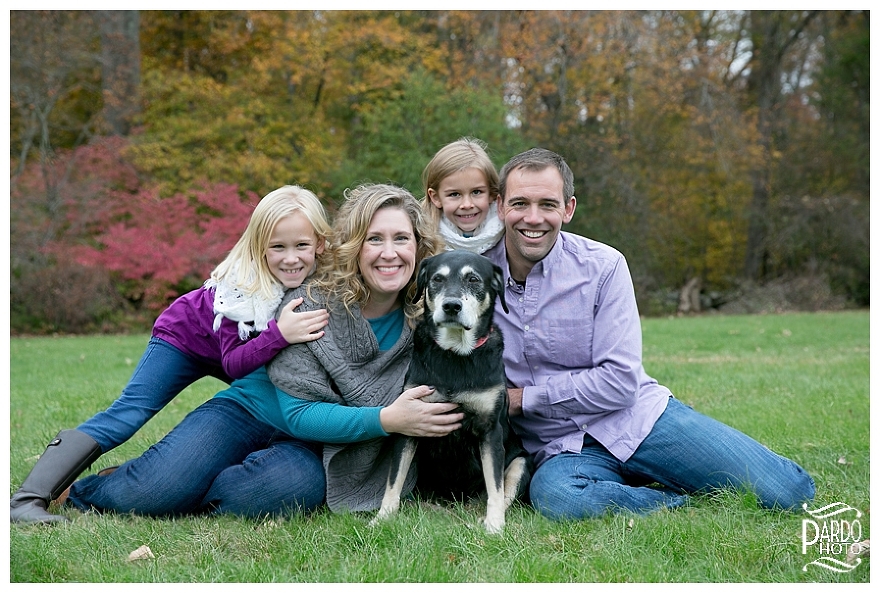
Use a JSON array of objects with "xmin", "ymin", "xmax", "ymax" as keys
[
  {"xmin": 12, "ymin": 185, "xmax": 331, "ymax": 524},
  {"xmin": 422, "ymin": 137, "xmax": 504, "ymax": 254}
]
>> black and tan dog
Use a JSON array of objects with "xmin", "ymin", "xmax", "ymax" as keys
[{"xmin": 372, "ymin": 250, "xmax": 531, "ymax": 534}]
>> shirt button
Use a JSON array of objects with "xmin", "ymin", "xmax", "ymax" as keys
[
  {"xmin": 519, "ymin": 297, "xmax": 524, "ymax": 302},
  {"xmin": 524, "ymin": 324, "xmax": 530, "ymax": 331},
  {"xmin": 581, "ymin": 424, "xmax": 588, "ymax": 431}
]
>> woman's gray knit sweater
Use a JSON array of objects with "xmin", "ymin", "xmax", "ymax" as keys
[{"xmin": 266, "ymin": 284, "xmax": 416, "ymax": 512}]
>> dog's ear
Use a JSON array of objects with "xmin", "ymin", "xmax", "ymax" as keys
[
  {"xmin": 415, "ymin": 258, "xmax": 432, "ymax": 304},
  {"xmin": 491, "ymin": 263, "xmax": 509, "ymax": 314}
]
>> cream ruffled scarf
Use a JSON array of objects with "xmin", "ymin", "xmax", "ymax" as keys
[
  {"xmin": 438, "ymin": 207, "xmax": 505, "ymax": 254},
  {"xmin": 203, "ymin": 266, "xmax": 284, "ymax": 340}
]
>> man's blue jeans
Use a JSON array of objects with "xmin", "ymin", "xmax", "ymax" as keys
[
  {"xmin": 67, "ymin": 398, "xmax": 326, "ymax": 518},
  {"xmin": 78, "ymin": 337, "xmax": 231, "ymax": 453},
  {"xmin": 529, "ymin": 398, "xmax": 816, "ymax": 520}
]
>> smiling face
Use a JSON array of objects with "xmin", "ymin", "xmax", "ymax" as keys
[
  {"xmin": 358, "ymin": 207, "xmax": 417, "ymax": 316},
  {"xmin": 264, "ymin": 211, "xmax": 324, "ymax": 289},
  {"xmin": 427, "ymin": 167, "xmax": 494, "ymax": 235},
  {"xmin": 498, "ymin": 166, "xmax": 576, "ymax": 282}
]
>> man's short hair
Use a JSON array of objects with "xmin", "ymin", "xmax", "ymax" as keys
[{"xmin": 498, "ymin": 148, "xmax": 575, "ymax": 203}]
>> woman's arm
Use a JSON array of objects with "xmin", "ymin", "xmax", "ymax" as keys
[
  {"xmin": 276, "ymin": 388, "xmax": 387, "ymax": 443},
  {"xmin": 276, "ymin": 385, "xmax": 464, "ymax": 442}
]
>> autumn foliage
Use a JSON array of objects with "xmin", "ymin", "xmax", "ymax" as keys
[
  {"xmin": 11, "ymin": 136, "xmax": 255, "ymax": 331},
  {"xmin": 9, "ymin": 10, "xmax": 869, "ymax": 333},
  {"xmin": 63, "ymin": 180, "xmax": 254, "ymax": 309}
]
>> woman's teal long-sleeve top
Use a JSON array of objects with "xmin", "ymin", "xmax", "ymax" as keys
[
  {"xmin": 213, "ymin": 366, "xmax": 389, "ymax": 444},
  {"xmin": 214, "ymin": 307, "xmax": 406, "ymax": 443}
]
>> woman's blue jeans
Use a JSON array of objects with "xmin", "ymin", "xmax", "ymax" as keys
[
  {"xmin": 529, "ymin": 398, "xmax": 816, "ymax": 520},
  {"xmin": 78, "ymin": 337, "xmax": 230, "ymax": 453},
  {"xmin": 67, "ymin": 398, "xmax": 326, "ymax": 518}
]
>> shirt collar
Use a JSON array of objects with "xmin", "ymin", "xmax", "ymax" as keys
[{"xmin": 489, "ymin": 233, "xmax": 567, "ymax": 288}]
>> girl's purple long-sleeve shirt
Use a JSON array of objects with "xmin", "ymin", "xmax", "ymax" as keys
[{"xmin": 151, "ymin": 286, "xmax": 290, "ymax": 380}]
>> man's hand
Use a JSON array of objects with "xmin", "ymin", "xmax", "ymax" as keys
[{"xmin": 508, "ymin": 387, "xmax": 523, "ymax": 416}]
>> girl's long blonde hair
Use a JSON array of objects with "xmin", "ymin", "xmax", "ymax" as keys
[
  {"xmin": 210, "ymin": 185, "xmax": 331, "ymax": 299},
  {"xmin": 311, "ymin": 183, "xmax": 442, "ymax": 326},
  {"xmin": 421, "ymin": 137, "xmax": 501, "ymax": 225}
]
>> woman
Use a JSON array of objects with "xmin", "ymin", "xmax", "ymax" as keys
[
  {"xmin": 267, "ymin": 183, "xmax": 463, "ymax": 511},
  {"xmin": 63, "ymin": 184, "xmax": 460, "ymax": 519}
]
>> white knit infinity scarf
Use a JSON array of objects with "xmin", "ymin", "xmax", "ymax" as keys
[{"xmin": 438, "ymin": 207, "xmax": 505, "ymax": 254}]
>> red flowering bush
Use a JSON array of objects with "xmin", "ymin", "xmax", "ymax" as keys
[
  {"xmin": 64, "ymin": 183, "xmax": 256, "ymax": 311},
  {"xmin": 11, "ymin": 136, "xmax": 259, "ymax": 332}
]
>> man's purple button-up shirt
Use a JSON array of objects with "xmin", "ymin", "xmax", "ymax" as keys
[{"xmin": 485, "ymin": 232, "xmax": 671, "ymax": 468}]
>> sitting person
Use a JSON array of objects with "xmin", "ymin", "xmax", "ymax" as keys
[
  {"xmin": 62, "ymin": 183, "xmax": 461, "ymax": 519},
  {"xmin": 12, "ymin": 185, "xmax": 331, "ymax": 524},
  {"xmin": 421, "ymin": 137, "xmax": 504, "ymax": 254},
  {"xmin": 482, "ymin": 147, "xmax": 816, "ymax": 520},
  {"xmin": 266, "ymin": 182, "xmax": 459, "ymax": 511}
]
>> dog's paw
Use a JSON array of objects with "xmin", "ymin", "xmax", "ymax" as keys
[
  {"xmin": 369, "ymin": 507, "xmax": 394, "ymax": 527},
  {"xmin": 483, "ymin": 516, "xmax": 505, "ymax": 535}
]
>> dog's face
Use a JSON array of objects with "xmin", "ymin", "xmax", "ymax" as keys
[{"xmin": 416, "ymin": 251, "xmax": 507, "ymax": 352}]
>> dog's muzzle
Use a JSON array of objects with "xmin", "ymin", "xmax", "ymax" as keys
[{"xmin": 434, "ymin": 298, "xmax": 472, "ymax": 330}]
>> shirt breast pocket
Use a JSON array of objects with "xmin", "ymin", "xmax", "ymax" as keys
[{"xmin": 543, "ymin": 318, "xmax": 592, "ymax": 369}]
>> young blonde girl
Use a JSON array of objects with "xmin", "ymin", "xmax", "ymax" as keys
[
  {"xmin": 11, "ymin": 185, "xmax": 332, "ymax": 524},
  {"xmin": 422, "ymin": 137, "xmax": 504, "ymax": 254}
]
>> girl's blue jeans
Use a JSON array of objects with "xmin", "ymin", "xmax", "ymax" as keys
[
  {"xmin": 529, "ymin": 397, "xmax": 815, "ymax": 520},
  {"xmin": 78, "ymin": 337, "xmax": 230, "ymax": 453},
  {"xmin": 67, "ymin": 398, "xmax": 326, "ymax": 518}
]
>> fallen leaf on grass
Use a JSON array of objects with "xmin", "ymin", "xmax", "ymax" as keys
[
  {"xmin": 128, "ymin": 545, "xmax": 154, "ymax": 561},
  {"xmin": 837, "ymin": 456, "xmax": 851, "ymax": 465},
  {"xmin": 846, "ymin": 539, "xmax": 869, "ymax": 563}
]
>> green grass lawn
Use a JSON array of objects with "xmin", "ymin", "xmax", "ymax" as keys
[{"xmin": 8, "ymin": 311, "xmax": 870, "ymax": 583}]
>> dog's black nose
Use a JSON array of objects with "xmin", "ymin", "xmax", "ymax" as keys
[{"xmin": 442, "ymin": 300, "xmax": 462, "ymax": 316}]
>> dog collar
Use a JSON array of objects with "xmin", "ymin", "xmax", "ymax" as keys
[{"xmin": 473, "ymin": 327, "xmax": 494, "ymax": 349}]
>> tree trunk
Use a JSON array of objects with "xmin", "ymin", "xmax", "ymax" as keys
[
  {"xmin": 742, "ymin": 10, "xmax": 818, "ymax": 280},
  {"xmin": 742, "ymin": 11, "xmax": 781, "ymax": 281},
  {"xmin": 678, "ymin": 276, "xmax": 702, "ymax": 315},
  {"xmin": 99, "ymin": 10, "xmax": 141, "ymax": 136}
]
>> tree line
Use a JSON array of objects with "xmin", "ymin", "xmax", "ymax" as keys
[{"xmin": 9, "ymin": 10, "xmax": 869, "ymax": 333}]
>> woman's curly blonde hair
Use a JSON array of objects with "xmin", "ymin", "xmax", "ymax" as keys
[{"xmin": 310, "ymin": 183, "xmax": 444, "ymax": 326}]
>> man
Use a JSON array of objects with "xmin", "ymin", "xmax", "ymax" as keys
[{"xmin": 484, "ymin": 148, "xmax": 815, "ymax": 520}]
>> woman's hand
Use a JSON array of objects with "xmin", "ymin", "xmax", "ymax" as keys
[
  {"xmin": 379, "ymin": 385, "xmax": 464, "ymax": 437},
  {"xmin": 277, "ymin": 297, "xmax": 329, "ymax": 344}
]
